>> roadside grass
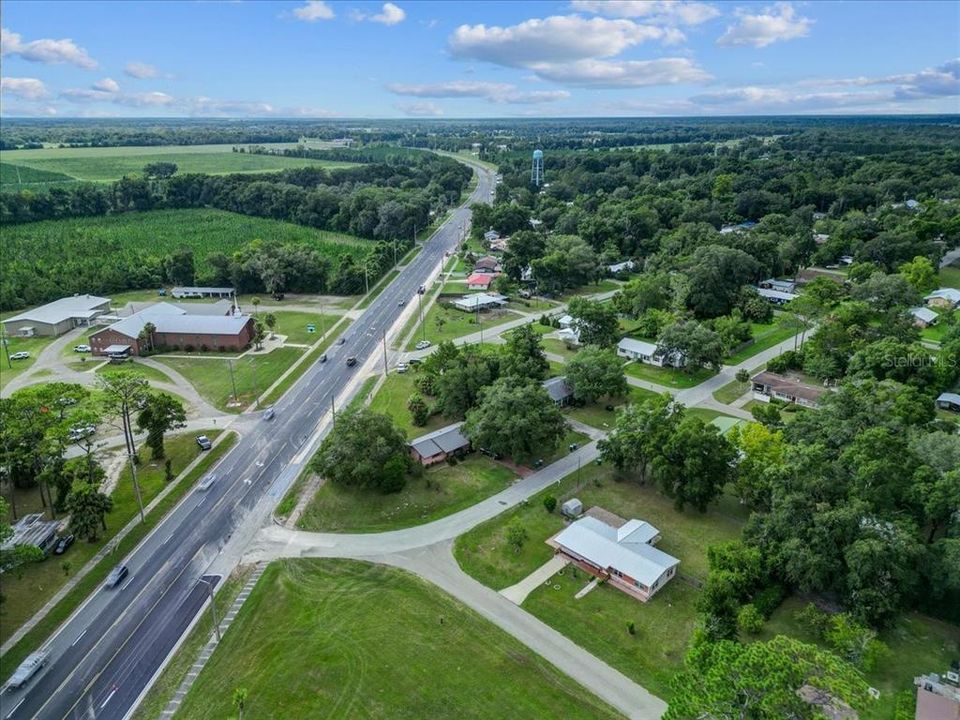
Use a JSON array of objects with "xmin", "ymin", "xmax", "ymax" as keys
[
  {"xmin": 541, "ymin": 338, "xmax": 579, "ymax": 360},
  {"xmin": 130, "ymin": 563, "xmax": 255, "ymax": 720},
  {"xmin": 346, "ymin": 375, "xmax": 379, "ymax": 412},
  {"xmin": 157, "ymin": 347, "xmax": 305, "ymax": 412},
  {"xmin": 623, "ymin": 361, "xmax": 716, "ymax": 389},
  {"xmin": 357, "ymin": 269, "xmax": 400, "ymax": 310},
  {"xmin": 297, "ymin": 454, "xmax": 517, "ymax": 534},
  {"xmin": 404, "ymin": 302, "xmax": 524, "ymax": 351},
  {"xmin": 760, "ymin": 596, "xmax": 960, "ymax": 719},
  {"xmin": 175, "ymin": 558, "xmax": 622, "ymax": 720},
  {"xmin": 259, "ymin": 318, "xmax": 349, "ymax": 407},
  {"xmin": 367, "ymin": 371, "xmax": 447, "ymax": 437},
  {"xmin": 0, "ymin": 334, "xmax": 58, "ymax": 390},
  {"xmin": 266, "ymin": 310, "xmax": 340, "ymax": 345},
  {"xmin": 0, "ymin": 432, "xmax": 237, "ymax": 680},
  {"xmin": 95, "ymin": 359, "xmax": 172, "ymax": 384},
  {"xmin": 725, "ymin": 320, "xmax": 800, "ymax": 365},
  {"xmin": 712, "ymin": 366, "xmax": 764, "ymax": 404},
  {"xmin": 564, "ymin": 387, "xmax": 659, "ymax": 430}
]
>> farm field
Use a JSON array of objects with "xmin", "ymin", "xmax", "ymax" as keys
[
  {"xmin": 0, "ymin": 143, "xmax": 358, "ymax": 185},
  {"xmin": 175, "ymin": 559, "xmax": 623, "ymax": 720}
]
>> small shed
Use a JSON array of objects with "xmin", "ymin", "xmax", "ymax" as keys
[{"xmin": 561, "ymin": 498, "xmax": 583, "ymax": 518}]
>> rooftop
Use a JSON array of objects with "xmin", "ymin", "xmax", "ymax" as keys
[
  {"xmin": 452, "ymin": 293, "xmax": 507, "ymax": 311},
  {"xmin": 542, "ymin": 376, "xmax": 573, "ymax": 403},
  {"xmin": 3, "ymin": 295, "xmax": 111, "ymax": 326},
  {"xmin": 753, "ymin": 371, "xmax": 829, "ymax": 403},
  {"xmin": 409, "ymin": 422, "xmax": 470, "ymax": 458},
  {"xmin": 466, "ymin": 273, "xmax": 494, "ymax": 286},
  {"xmin": 95, "ymin": 301, "xmax": 246, "ymax": 340},
  {"xmin": 926, "ymin": 288, "xmax": 960, "ymax": 303},
  {"xmin": 756, "ymin": 287, "xmax": 798, "ymax": 302},
  {"xmin": 618, "ymin": 337, "xmax": 658, "ymax": 356},
  {"xmin": 910, "ymin": 307, "xmax": 939, "ymax": 323}
]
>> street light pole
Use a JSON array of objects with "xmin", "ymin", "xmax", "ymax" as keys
[
  {"xmin": 331, "ymin": 395, "xmax": 336, "ymax": 428},
  {"xmin": 200, "ymin": 578, "xmax": 221, "ymax": 641}
]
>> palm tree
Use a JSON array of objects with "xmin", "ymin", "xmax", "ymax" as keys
[
  {"xmin": 233, "ymin": 687, "xmax": 248, "ymax": 720},
  {"xmin": 143, "ymin": 321, "xmax": 157, "ymax": 352},
  {"xmin": 264, "ymin": 313, "xmax": 277, "ymax": 339},
  {"xmin": 251, "ymin": 296, "xmax": 261, "ymax": 317}
]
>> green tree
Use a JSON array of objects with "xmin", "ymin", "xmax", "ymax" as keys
[
  {"xmin": 657, "ymin": 320, "xmax": 724, "ymax": 371},
  {"xmin": 264, "ymin": 312, "xmax": 277, "ymax": 337},
  {"xmin": 253, "ymin": 319, "xmax": 266, "ymax": 350},
  {"xmin": 567, "ymin": 297, "xmax": 620, "ymax": 348},
  {"xmin": 65, "ymin": 481, "xmax": 113, "ymax": 542},
  {"xmin": 506, "ymin": 521, "xmax": 528, "ymax": 554},
  {"xmin": 136, "ymin": 392, "xmax": 187, "ymax": 460},
  {"xmin": 233, "ymin": 687, "xmax": 248, "ymax": 720},
  {"xmin": 615, "ymin": 272, "xmax": 672, "ymax": 317},
  {"xmin": 598, "ymin": 394, "xmax": 681, "ymax": 482},
  {"xmin": 652, "ymin": 416, "xmax": 737, "ymax": 512},
  {"xmin": 728, "ymin": 422, "xmax": 786, "ymax": 510},
  {"xmin": 407, "ymin": 393, "xmax": 430, "ymax": 427},
  {"xmin": 684, "ymin": 245, "xmax": 760, "ymax": 318},
  {"xmin": 143, "ymin": 162, "xmax": 178, "ymax": 179},
  {"xmin": 435, "ymin": 348, "xmax": 498, "ymax": 418},
  {"xmin": 737, "ymin": 604, "xmax": 765, "ymax": 635},
  {"xmin": 311, "ymin": 407, "xmax": 409, "ymax": 493},
  {"xmin": 565, "ymin": 345, "xmax": 627, "ymax": 403},
  {"xmin": 543, "ymin": 495, "xmax": 557, "ymax": 513},
  {"xmin": 462, "ymin": 377, "xmax": 567, "ymax": 461},
  {"xmin": 898, "ymin": 255, "xmax": 938, "ymax": 294},
  {"xmin": 500, "ymin": 324, "xmax": 549, "ymax": 381}
]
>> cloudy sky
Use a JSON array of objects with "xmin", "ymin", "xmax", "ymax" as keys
[{"xmin": 1, "ymin": 0, "xmax": 958, "ymax": 118}]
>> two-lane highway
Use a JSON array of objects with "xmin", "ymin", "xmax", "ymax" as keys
[{"xmin": 2, "ymin": 158, "xmax": 495, "ymax": 720}]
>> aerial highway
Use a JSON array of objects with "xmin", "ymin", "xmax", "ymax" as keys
[{"xmin": 2, "ymin": 158, "xmax": 495, "ymax": 720}]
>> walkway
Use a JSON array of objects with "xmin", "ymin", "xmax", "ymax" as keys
[{"xmin": 500, "ymin": 555, "xmax": 569, "ymax": 605}]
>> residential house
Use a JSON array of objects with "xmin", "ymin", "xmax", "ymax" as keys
[
  {"xmin": 542, "ymin": 376, "xmax": 573, "ymax": 406},
  {"xmin": 925, "ymin": 288, "xmax": 960, "ymax": 310},
  {"xmin": 839, "ymin": 255, "xmax": 855, "ymax": 266},
  {"xmin": 473, "ymin": 256, "xmax": 502, "ymax": 274},
  {"xmin": 408, "ymin": 423, "xmax": 471, "ymax": 466},
  {"xmin": 812, "ymin": 211, "xmax": 828, "ymax": 220},
  {"xmin": 936, "ymin": 393, "xmax": 960, "ymax": 413},
  {"xmin": 170, "ymin": 286, "xmax": 235, "ymax": 299},
  {"xmin": 909, "ymin": 307, "xmax": 939, "ymax": 328},
  {"xmin": 557, "ymin": 314, "xmax": 574, "ymax": 329},
  {"xmin": 607, "ymin": 260, "xmax": 636, "ymax": 275},
  {"xmin": 752, "ymin": 371, "xmax": 829, "ymax": 409},
  {"xmin": 466, "ymin": 273, "xmax": 495, "ymax": 291},
  {"xmin": 756, "ymin": 287, "xmax": 798, "ymax": 305},
  {"xmin": 813, "ymin": 233, "xmax": 830, "ymax": 245},
  {"xmin": 483, "ymin": 229, "xmax": 500, "ymax": 243},
  {"xmin": 617, "ymin": 337, "xmax": 683, "ymax": 368},
  {"xmin": 2, "ymin": 295, "xmax": 112, "ymax": 337},
  {"xmin": 719, "ymin": 221, "xmax": 757, "ymax": 234},
  {"xmin": 488, "ymin": 237, "xmax": 509, "ymax": 253},
  {"xmin": 914, "ymin": 670, "xmax": 960, "ymax": 720},
  {"xmin": 550, "ymin": 511, "xmax": 680, "ymax": 602},
  {"xmin": 557, "ymin": 327, "xmax": 580, "ymax": 345},
  {"xmin": 759, "ymin": 278, "xmax": 797, "ymax": 294},
  {"xmin": 451, "ymin": 293, "xmax": 508, "ymax": 312}
]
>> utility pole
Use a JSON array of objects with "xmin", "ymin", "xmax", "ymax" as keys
[
  {"xmin": 330, "ymin": 395, "xmax": 336, "ymax": 428},
  {"xmin": 382, "ymin": 331, "xmax": 388, "ymax": 376},
  {"xmin": 249, "ymin": 358, "xmax": 261, "ymax": 408},
  {"xmin": 228, "ymin": 359, "xmax": 238, "ymax": 405},
  {"xmin": 393, "ymin": 237, "xmax": 398, "ymax": 268},
  {"xmin": 200, "ymin": 578, "xmax": 221, "ymax": 641},
  {"xmin": 476, "ymin": 302, "xmax": 483, "ymax": 344},
  {"xmin": 319, "ymin": 301, "xmax": 326, "ymax": 338},
  {"xmin": 129, "ymin": 451, "xmax": 145, "ymax": 523},
  {"xmin": 364, "ymin": 266, "xmax": 369, "ymax": 295},
  {"xmin": 417, "ymin": 291, "xmax": 424, "ymax": 341}
]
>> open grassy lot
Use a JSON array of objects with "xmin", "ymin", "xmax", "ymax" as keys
[
  {"xmin": 623, "ymin": 361, "xmax": 716, "ymax": 389},
  {"xmin": 541, "ymin": 337, "xmax": 580, "ymax": 360},
  {"xmin": 0, "ymin": 143, "xmax": 357, "ymax": 184},
  {"xmin": 298, "ymin": 454, "xmax": 517, "ymax": 533},
  {"xmin": 157, "ymin": 346, "xmax": 305, "ymax": 412},
  {"xmin": 0, "ymin": 430, "xmax": 225, "ymax": 647},
  {"xmin": 761, "ymin": 596, "xmax": 960, "ymax": 719},
  {"xmin": 404, "ymin": 302, "xmax": 524, "ymax": 350},
  {"xmin": 175, "ymin": 559, "xmax": 622, "ymax": 720},
  {"xmin": 939, "ymin": 261, "xmax": 960, "ymax": 289},
  {"xmin": 0, "ymin": 333, "xmax": 58, "ymax": 390},
  {"xmin": 564, "ymin": 387, "xmax": 659, "ymax": 430},
  {"xmin": 557, "ymin": 279, "xmax": 622, "ymax": 299},
  {"xmin": 266, "ymin": 310, "xmax": 340, "ymax": 345},
  {"xmin": 367, "ymin": 371, "xmax": 448, "ymax": 437},
  {"xmin": 95, "ymin": 358, "xmax": 172, "ymax": 384},
  {"xmin": 726, "ymin": 319, "xmax": 800, "ymax": 364}
]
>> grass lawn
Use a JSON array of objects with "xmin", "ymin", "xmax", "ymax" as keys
[
  {"xmin": 298, "ymin": 455, "xmax": 517, "ymax": 533},
  {"xmin": 919, "ymin": 310, "xmax": 955, "ymax": 343},
  {"xmin": 0, "ymin": 430, "xmax": 229, "ymax": 651},
  {"xmin": 726, "ymin": 320, "xmax": 801, "ymax": 364},
  {"xmin": 0, "ymin": 334, "xmax": 58, "ymax": 390},
  {"xmin": 95, "ymin": 358, "xmax": 172, "ymax": 384},
  {"xmin": 564, "ymin": 388, "xmax": 659, "ymax": 431},
  {"xmin": 558, "ymin": 279, "xmax": 621, "ymax": 299},
  {"xmin": 367, "ymin": 371, "xmax": 447, "ymax": 437},
  {"xmin": 712, "ymin": 366, "xmax": 765, "ymax": 404},
  {"xmin": 266, "ymin": 310, "xmax": 340, "ymax": 345},
  {"xmin": 404, "ymin": 302, "xmax": 523, "ymax": 351},
  {"xmin": 541, "ymin": 338, "xmax": 580, "ymax": 360},
  {"xmin": 157, "ymin": 346, "xmax": 305, "ymax": 412},
  {"xmin": 761, "ymin": 596, "xmax": 960, "ymax": 719},
  {"xmin": 175, "ymin": 558, "xmax": 622, "ymax": 720},
  {"xmin": 939, "ymin": 263, "xmax": 960, "ymax": 289},
  {"xmin": 624, "ymin": 361, "xmax": 716, "ymax": 389}
]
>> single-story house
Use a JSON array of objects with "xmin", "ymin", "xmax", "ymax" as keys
[
  {"xmin": 466, "ymin": 273, "xmax": 495, "ymax": 291},
  {"xmin": 752, "ymin": 371, "xmax": 829, "ymax": 409},
  {"xmin": 557, "ymin": 327, "xmax": 580, "ymax": 345},
  {"xmin": 1, "ymin": 513, "xmax": 60, "ymax": 556},
  {"xmin": 473, "ymin": 256, "xmax": 502, "ymax": 274},
  {"xmin": 488, "ymin": 237, "xmax": 509, "ymax": 253},
  {"xmin": 550, "ymin": 512, "xmax": 679, "ymax": 602},
  {"xmin": 925, "ymin": 288, "xmax": 960, "ymax": 310},
  {"xmin": 170, "ymin": 286, "xmax": 235, "ymax": 299},
  {"xmin": 759, "ymin": 278, "xmax": 797, "ymax": 294},
  {"xmin": 616, "ymin": 337, "xmax": 683, "ymax": 368},
  {"xmin": 813, "ymin": 233, "xmax": 830, "ymax": 245},
  {"xmin": 756, "ymin": 287, "xmax": 798, "ymax": 305},
  {"xmin": 719, "ymin": 221, "xmax": 757, "ymax": 234},
  {"xmin": 557, "ymin": 314, "xmax": 575, "ymax": 329},
  {"xmin": 451, "ymin": 293, "xmax": 508, "ymax": 313},
  {"xmin": 914, "ymin": 672, "xmax": 960, "ymax": 720},
  {"xmin": 607, "ymin": 260, "xmax": 636, "ymax": 275},
  {"xmin": 893, "ymin": 199, "xmax": 922, "ymax": 211},
  {"xmin": 89, "ymin": 301, "xmax": 254, "ymax": 356},
  {"xmin": 910, "ymin": 307, "xmax": 939, "ymax": 328},
  {"xmin": 839, "ymin": 255, "xmax": 855, "ymax": 266},
  {"xmin": 936, "ymin": 393, "xmax": 960, "ymax": 413},
  {"xmin": 812, "ymin": 211, "xmax": 828, "ymax": 220},
  {"xmin": 543, "ymin": 376, "xmax": 573, "ymax": 406},
  {"xmin": 483, "ymin": 229, "xmax": 500, "ymax": 243},
  {"xmin": 2, "ymin": 295, "xmax": 111, "ymax": 337},
  {"xmin": 409, "ymin": 422, "xmax": 471, "ymax": 466},
  {"xmin": 529, "ymin": 218, "xmax": 543, "ymax": 228}
]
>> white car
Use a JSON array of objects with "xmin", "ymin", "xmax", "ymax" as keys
[
  {"xmin": 74, "ymin": 344, "xmax": 91, "ymax": 353},
  {"xmin": 197, "ymin": 474, "xmax": 217, "ymax": 491},
  {"xmin": 9, "ymin": 351, "xmax": 29, "ymax": 361},
  {"xmin": 68, "ymin": 425, "xmax": 96, "ymax": 441},
  {"xmin": 396, "ymin": 363, "xmax": 409, "ymax": 373},
  {"xmin": 415, "ymin": 340, "xmax": 432, "ymax": 350}
]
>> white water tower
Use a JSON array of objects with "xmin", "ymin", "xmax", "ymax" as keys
[{"xmin": 532, "ymin": 148, "xmax": 544, "ymax": 187}]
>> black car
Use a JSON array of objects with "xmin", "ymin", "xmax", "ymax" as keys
[
  {"xmin": 346, "ymin": 356, "xmax": 357, "ymax": 367},
  {"xmin": 337, "ymin": 337, "xmax": 346, "ymax": 346},
  {"xmin": 319, "ymin": 354, "xmax": 327, "ymax": 363},
  {"xmin": 53, "ymin": 534, "xmax": 75, "ymax": 555},
  {"xmin": 105, "ymin": 565, "xmax": 129, "ymax": 589}
]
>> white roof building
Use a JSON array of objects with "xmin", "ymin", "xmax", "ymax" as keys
[
  {"xmin": 2, "ymin": 295, "xmax": 112, "ymax": 337},
  {"xmin": 910, "ymin": 307, "xmax": 939, "ymax": 325},
  {"xmin": 607, "ymin": 260, "xmax": 636, "ymax": 274},
  {"xmin": 925, "ymin": 288, "xmax": 960, "ymax": 308},
  {"xmin": 451, "ymin": 293, "xmax": 508, "ymax": 312},
  {"xmin": 756, "ymin": 287, "xmax": 798, "ymax": 304}
]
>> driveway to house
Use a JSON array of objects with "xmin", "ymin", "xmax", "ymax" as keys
[{"xmin": 941, "ymin": 245, "xmax": 960, "ymax": 268}]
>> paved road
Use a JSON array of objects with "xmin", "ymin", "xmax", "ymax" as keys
[{"xmin": 2, "ymin": 160, "xmax": 495, "ymax": 720}]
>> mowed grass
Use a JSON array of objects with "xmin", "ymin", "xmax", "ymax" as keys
[
  {"xmin": 0, "ymin": 334, "xmax": 58, "ymax": 390},
  {"xmin": 726, "ymin": 320, "xmax": 801, "ymax": 364},
  {"xmin": 95, "ymin": 358, "xmax": 172, "ymax": 384},
  {"xmin": 0, "ymin": 430, "xmax": 223, "ymax": 647},
  {"xmin": 0, "ymin": 143, "xmax": 357, "ymax": 183},
  {"xmin": 939, "ymin": 262, "xmax": 960, "ymax": 289},
  {"xmin": 367, "ymin": 371, "xmax": 448, "ymax": 437},
  {"xmin": 404, "ymin": 302, "xmax": 523, "ymax": 350},
  {"xmin": 176, "ymin": 559, "xmax": 623, "ymax": 720},
  {"xmin": 564, "ymin": 386, "xmax": 659, "ymax": 431},
  {"xmin": 298, "ymin": 455, "xmax": 517, "ymax": 533},
  {"xmin": 157, "ymin": 346, "xmax": 305, "ymax": 412},
  {"xmin": 623, "ymin": 361, "xmax": 716, "ymax": 389},
  {"xmin": 266, "ymin": 310, "xmax": 340, "ymax": 345}
]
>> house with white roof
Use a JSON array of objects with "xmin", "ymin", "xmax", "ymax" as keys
[
  {"xmin": 910, "ymin": 306, "xmax": 939, "ymax": 328},
  {"xmin": 451, "ymin": 293, "xmax": 508, "ymax": 312},
  {"xmin": 607, "ymin": 260, "xmax": 636, "ymax": 275},
  {"xmin": 616, "ymin": 337, "xmax": 682, "ymax": 368},
  {"xmin": 756, "ymin": 287, "xmax": 798, "ymax": 305},
  {"xmin": 936, "ymin": 393, "xmax": 960, "ymax": 413},
  {"xmin": 2, "ymin": 295, "xmax": 112, "ymax": 337},
  {"xmin": 550, "ymin": 512, "xmax": 679, "ymax": 602},
  {"xmin": 925, "ymin": 288, "xmax": 960, "ymax": 310},
  {"xmin": 170, "ymin": 286, "xmax": 235, "ymax": 299}
]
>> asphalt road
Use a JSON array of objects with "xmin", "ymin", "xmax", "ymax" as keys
[{"xmin": 2, "ymin": 159, "xmax": 494, "ymax": 720}]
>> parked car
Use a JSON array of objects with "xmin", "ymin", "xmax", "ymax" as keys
[
  {"xmin": 9, "ymin": 352, "xmax": 29, "ymax": 361},
  {"xmin": 408, "ymin": 357, "xmax": 423, "ymax": 366},
  {"xmin": 196, "ymin": 435, "xmax": 212, "ymax": 451},
  {"xmin": 396, "ymin": 363, "xmax": 409, "ymax": 373},
  {"xmin": 415, "ymin": 340, "xmax": 432, "ymax": 350},
  {"xmin": 68, "ymin": 425, "xmax": 96, "ymax": 441},
  {"xmin": 197, "ymin": 474, "xmax": 217, "ymax": 491},
  {"xmin": 73, "ymin": 344, "xmax": 91, "ymax": 353},
  {"xmin": 5, "ymin": 650, "xmax": 49, "ymax": 690},
  {"xmin": 53, "ymin": 534, "xmax": 75, "ymax": 555},
  {"xmin": 346, "ymin": 356, "xmax": 357, "ymax": 367},
  {"xmin": 104, "ymin": 564, "xmax": 129, "ymax": 589}
]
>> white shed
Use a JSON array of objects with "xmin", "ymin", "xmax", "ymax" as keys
[{"xmin": 561, "ymin": 498, "xmax": 583, "ymax": 518}]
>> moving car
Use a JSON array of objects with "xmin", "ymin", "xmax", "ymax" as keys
[
  {"xmin": 197, "ymin": 474, "xmax": 217, "ymax": 491},
  {"xmin": 196, "ymin": 435, "xmax": 212, "ymax": 450},
  {"xmin": 73, "ymin": 344, "xmax": 91, "ymax": 353},
  {"xmin": 105, "ymin": 564, "xmax": 129, "ymax": 589},
  {"xmin": 5, "ymin": 651, "xmax": 49, "ymax": 690},
  {"xmin": 53, "ymin": 534, "xmax": 75, "ymax": 555},
  {"xmin": 9, "ymin": 351, "xmax": 29, "ymax": 361},
  {"xmin": 346, "ymin": 356, "xmax": 357, "ymax": 367},
  {"xmin": 319, "ymin": 354, "xmax": 327, "ymax": 363},
  {"xmin": 418, "ymin": 284, "xmax": 426, "ymax": 294},
  {"xmin": 337, "ymin": 337, "xmax": 346, "ymax": 346},
  {"xmin": 263, "ymin": 407, "xmax": 275, "ymax": 421},
  {"xmin": 415, "ymin": 340, "xmax": 432, "ymax": 350},
  {"xmin": 408, "ymin": 358, "xmax": 423, "ymax": 366},
  {"xmin": 398, "ymin": 300, "xmax": 406, "ymax": 306}
]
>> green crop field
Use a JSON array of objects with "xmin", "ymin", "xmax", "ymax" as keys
[
  {"xmin": 0, "ymin": 162, "xmax": 76, "ymax": 186},
  {"xmin": 0, "ymin": 143, "xmax": 357, "ymax": 185}
]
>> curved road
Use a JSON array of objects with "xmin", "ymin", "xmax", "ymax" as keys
[{"xmin": 2, "ymin": 160, "xmax": 494, "ymax": 720}]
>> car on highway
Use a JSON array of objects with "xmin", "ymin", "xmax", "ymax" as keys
[
  {"xmin": 104, "ymin": 564, "xmax": 129, "ymax": 589},
  {"xmin": 415, "ymin": 340, "xmax": 432, "ymax": 350},
  {"xmin": 337, "ymin": 337, "xmax": 346, "ymax": 346},
  {"xmin": 263, "ymin": 407, "xmax": 275, "ymax": 421},
  {"xmin": 346, "ymin": 356, "xmax": 357, "ymax": 367},
  {"xmin": 5, "ymin": 650, "xmax": 49, "ymax": 690},
  {"xmin": 197, "ymin": 474, "xmax": 217, "ymax": 491},
  {"xmin": 196, "ymin": 435, "xmax": 212, "ymax": 451},
  {"xmin": 73, "ymin": 344, "xmax": 91, "ymax": 353},
  {"xmin": 398, "ymin": 299, "xmax": 405, "ymax": 306},
  {"xmin": 53, "ymin": 534, "xmax": 75, "ymax": 555},
  {"xmin": 9, "ymin": 351, "xmax": 30, "ymax": 361},
  {"xmin": 418, "ymin": 284, "xmax": 426, "ymax": 294},
  {"xmin": 319, "ymin": 353, "xmax": 327, "ymax": 363},
  {"xmin": 395, "ymin": 363, "xmax": 409, "ymax": 373}
]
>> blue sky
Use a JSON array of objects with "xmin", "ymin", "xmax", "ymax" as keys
[{"xmin": 1, "ymin": 0, "xmax": 958, "ymax": 118}]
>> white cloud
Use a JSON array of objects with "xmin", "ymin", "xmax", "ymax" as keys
[
  {"xmin": 718, "ymin": 2, "xmax": 812, "ymax": 48},
  {"xmin": 1, "ymin": 104, "xmax": 57, "ymax": 117},
  {"xmin": 801, "ymin": 58, "xmax": 960, "ymax": 100},
  {"xmin": 531, "ymin": 57, "xmax": 710, "ymax": 87},
  {"xmin": 449, "ymin": 15, "xmax": 680, "ymax": 68},
  {"xmin": 386, "ymin": 80, "xmax": 570, "ymax": 104},
  {"xmin": 62, "ymin": 87, "xmax": 175, "ymax": 107},
  {"xmin": 1, "ymin": 77, "xmax": 50, "ymax": 100},
  {"xmin": 92, "ymin": 77, "xmax": 120, "ymax": 93},
  {"xmin": 372, "ymin": 3, "xmax": 406, "ymax": 26},
  {"xmin": 292, "ymin": 0, "xmax": 335, "ymax": 21},
  {"xmin": 0, "ymin": 27, "xmax": 97, "ymax": 69},
  {"xmin": 570, "ymin": 1, "xmax": 720, "ymax": 25},
  {"xmin": 124, "ymin": 61, "xmax": 161, "ymax": 79},
  {"xmin": 396, "ymin": 101, "xmax": 444, "ymax": 116}
]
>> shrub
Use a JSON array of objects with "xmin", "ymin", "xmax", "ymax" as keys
[
  {"xmin": 506, "ymin": 521, "xmax": 528, "ymax": 554},
  {"xmin": 200, "ymin": 344, "xmax": 209, "ymax": 352},
  {"xmin": 415, "ymin": 373, "xmax": 437, "ymax": 396},
  {"xmin": 627, "ymin": 621, "xmax": 636, "ymax": 635},
  {"xmin": 737, "ymin": 603, "xmax": 765, "ymax": 635},
  {"xmin": 543, "ymin": 495, "xmax": 557, "ymax": 513},
  {"xmin": 752, "ymin": 584, "xmax": 785, "ymax": 618}
]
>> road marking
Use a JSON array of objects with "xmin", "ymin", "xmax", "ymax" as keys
[
  {"xmin": 162, "ymin": 532, "xmax": 175, "ymax": 545},
  {"xmin": 100, "ymin": 686, "xmax": 117, "ymax": 709},
  {"xmin": 5, "ymin": 698, "xmax": 25, "ymax": 718},
  {"xmin": 120, "ymin": 578, "xmax": 133, "ymax": 591},
  {"xmin": 72, "ymin": 629, "xmax": 88, "ymax": 647}
]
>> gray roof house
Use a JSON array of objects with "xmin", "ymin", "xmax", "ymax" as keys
[
  {"xmin": 936, "ymin": 393, "xmax": 960, "ymax": 413},
  {"xmin": 2, "ymin": 295, "xmax": 111, "ymax": 337},
  {"xmin": 756, "ymin": 287, "xmax": 798, "ymax": 305},
  {"xmin": 170, "ymin": 286, "xmax": 235, "ymax": 299},
  {"xmin": 542, "ymin": 376, "xmax": 573, "ymax": 406},
  {"xmin": 1, "ymin": 513, "xmax": 60, "ymax": 555},
  {"xmin": 925, "ymin": 288, "xmax": 960, "ymax": 309},
  {"xmin": 409, "ymin": 423, "xmax": 471, "ymax": 466},
  {"xmin": 910, "ymin": 307, "xmax": 939, "ymax": 327}
]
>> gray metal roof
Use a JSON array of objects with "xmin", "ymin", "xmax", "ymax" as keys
[
  {"xmin": 909, "ymin": 307, "xmax": 939, "ymax": 323},
  {"xmin": 925, "ymin": 288, "xmax": 960, "ymax": 303},
  {"xmin": 3, "ymin": 295, "xmax": 110, "ymax": 326},
  {"xmin": 756, "ymin": 287, "xmax": 798, "ymax": 302},
  {"xmin": 96, "ymin": 302, "xmax": 246, "ymax": 340},
  {"xmin": 937, "ymin": 392, "xmax": 960, "ymax": 405},
  {"xmin": 409, "ymin": 422, "xmax": 470, "ymax": 457},
  {"xmin": 171, "ymin": 286, "xmax": 235, "ymax": 294},
  {"xmin": 174, "ymin": 300, "xmax": 234, "ymax": 316},
  {"xmin": 542, "ymin": 376, "xmax": 572, "ymax": 403},
  {"xmin": 1, "ymin": 513, "xmax": 59, "ymax": 552},
  {"xmin": 618, "ymin": 337, "xmax": 658, "ymax": 357}
]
